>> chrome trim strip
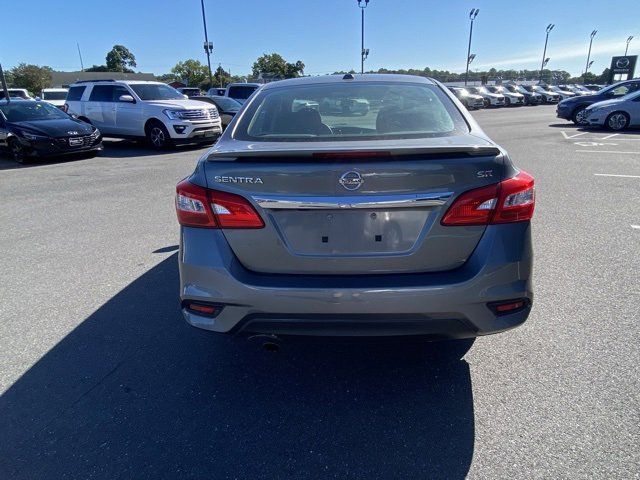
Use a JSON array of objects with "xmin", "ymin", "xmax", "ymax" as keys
[{"xmin": 253, "ymin": 192, "xmax": 453, "ymax": 210}]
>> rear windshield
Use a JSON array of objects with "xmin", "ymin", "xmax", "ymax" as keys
[
  {"xmin": 228, "ymin": 85, "xmax": 259, "ymax": 100},
  {"xmin": 234, "ymin": 82, "xmax": 468, "ymax": 142},
  {"xmin": 42, "ymin": 91, "xmax": 68, "ymax": 100}
]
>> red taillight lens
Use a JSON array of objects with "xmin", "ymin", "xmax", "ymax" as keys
[
  {"xmin": 492, "ymin": 172, "xmax": 535, "ymax": 224},
  {"xmin": 175, "ymin": 179, "xmax": 264, "ymax": 229},
  {"xmin": 441, "ymin": 171, "xmax": 535, "ymax": 226},
  {"xmin": 440, "ymin": 183, "xmax": 499, "ymax": 226}
]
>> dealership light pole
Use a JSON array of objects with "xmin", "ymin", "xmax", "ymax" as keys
[
  {"xmin": 625, "ymin": 36, "xmax": 634, "ymax": 56},
  {"xmin": 0, "ymin": 63, "xmax": 9, "ymax": 102},
  {"xmin": 465, "ymin": 9, "xmax": 479, "ymax": 86},
  {"xmin": 539, "ymin": 24, "xmax": 554, "ymax": 84},
  {"xmin": 357, "ymin": 0, "xmax": 370, "ymax": 74},
  {"xmin": 584, "ymin": 29, "xmax": 597, "ymax": 80},
  {"xmin": 76, "ymin": 43, "xmax": 85, "ymax": 72},
  {"xmin": 200, "ymin": 0, "xmax": 214, "ymax": 86}
]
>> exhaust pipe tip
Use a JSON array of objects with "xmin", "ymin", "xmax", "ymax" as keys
[{"xmin": 247, "ymin": 334, "xmax": 281, "ymax": 352}]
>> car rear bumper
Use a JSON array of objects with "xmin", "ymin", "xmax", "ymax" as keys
[{"xmin": 179, "ymin": 222, "xmax": 533, "ymax": 338}]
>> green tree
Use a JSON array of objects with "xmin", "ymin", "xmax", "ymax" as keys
[
  {"xmin": 8, "ymin": 63, "xmax": 52, "ymax": 95},
  {"xmin": 252, "ymin": 53, "xmax": 305, "ymax": 79},
  {"xmin": 106, "ymin": 45, "xmax": 137, "ymax": 73},
  {"xmin": 157, "ymin": 73, "xmax": 178, "ymax": 83},
  {"xmin": 170, "ymin": 59, "xmax": 209, "ymax": 87},
  {"xmin": 85, "ymin": 65, "xmax": 110, "ymax": 72}
]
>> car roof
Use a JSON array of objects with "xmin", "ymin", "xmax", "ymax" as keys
[
  {"xmin": 0, "ymin": 98, "xmax": 37, "ymax": 105},
  {"xmin": 69, "ymin": 80, "xmax": 166, "ymax": 86},
  {"xmin": 42, "ymin": 88, "xmax": 68, "ymax": 92},
  {"xmin": 260, "ymin": 74, "xmax": 437, "ymax": 91}
]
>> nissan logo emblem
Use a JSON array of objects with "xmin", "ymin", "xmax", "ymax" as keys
[{"xmin": 339, "ymin": 171, "xmax": 364, "ymax": 191}]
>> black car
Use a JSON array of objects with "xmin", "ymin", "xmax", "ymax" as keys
[
  {"xmin": 0, "ymin": 99, "xmax": 102, "ymax": 163},
  {"xmin": 192, "ymin": 95, "xmax": 241, "ymax": 130},
  {"xmin": 556, "ymin": 79, "xmax": 640, "ymax": 124}
]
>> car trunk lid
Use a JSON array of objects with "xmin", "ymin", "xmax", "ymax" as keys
[{"xmin": 203, "ymin": 137, "xmax": 504, "ymax": 275}]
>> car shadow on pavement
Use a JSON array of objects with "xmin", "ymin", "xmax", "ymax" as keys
[
  {"xmin": 0, "ymin": 254, "xmax": 475, "ymax": 480},
  {"xmin": 101, "ymin": 139, "xmax": 213, "ymax": 158},
  {"xmin": 0, "ymin": 150, "xmax": 99, "ymax": 170}
]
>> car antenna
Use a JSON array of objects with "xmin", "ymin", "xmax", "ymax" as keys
[{"xmin": 0, "ymin": 62, "xmax": 10, "ymax": 103}]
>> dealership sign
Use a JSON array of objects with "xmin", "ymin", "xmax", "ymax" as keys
[{"xmin": 608, "ymin": 55, "xmax": 637, "ymax": 82}]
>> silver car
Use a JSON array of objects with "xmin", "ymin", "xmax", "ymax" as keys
[
  {"xmin": 176, "ymin": 75, "xmax": 535, "ymax": 351},
  {"xmin": 584, "ymin": 89, "xmax": 640, "ymax": 130}
]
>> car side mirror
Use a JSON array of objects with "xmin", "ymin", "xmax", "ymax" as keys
[{"xmin": 118, "ymin": 95, "xmax": 135, "ymax": 103}]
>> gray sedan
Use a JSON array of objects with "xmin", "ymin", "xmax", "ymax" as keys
[{"xmin": 175, "ymin": 74, "xmax": 535, "ymax": 356}]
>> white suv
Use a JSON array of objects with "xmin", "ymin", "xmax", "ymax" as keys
[{"xmin": 65, "ymin": 80, "xmax": 222, "ymax": 148}]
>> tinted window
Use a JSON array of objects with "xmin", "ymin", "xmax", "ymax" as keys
[
  {"xmin": 211, "ymin": 97, "xmax": 241, "ymax": 112},
  {"xmin": 235, "ymin": 82, "xmax": 468, "ymax": 142},
  {"xmin": 113, "ymin": 86, "xmax": 132, "ymax": 101},
  {"xmin": 129, "ymin": 84, "xmax": 183, "ymax": 100},
  {"xmin": 42, "ymin": 91, "xmax": 68, "ymax": 100},
  {"xmin": 228, "ymin": 85, "xmax": 258, "ymax": 100},
  {"xmin": 89, "ymin": 85, "xmax": 116, "ymax": 102},
  {"xmin": 67, "ymin": 86, "xmax": 86, "ymax": 101}
]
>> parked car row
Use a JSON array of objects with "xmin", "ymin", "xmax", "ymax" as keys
[
  {"xmin": 448, "ymin": 84, "xmax": 562, "ymax": 109},
  {"xmin": 557, "ymin": 78, "xmax": 640, "ymax": 128},
  {"xmin": 0, "ymin": 79, "xmax": 233, "ymax": 162}
]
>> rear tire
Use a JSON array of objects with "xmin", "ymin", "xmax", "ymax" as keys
[
  {"xmin": 145, "ymin": 121, "xmax": 174, "ymax": 150},
  {"xmin": 605, "ymin": 111, "xmax": 630, "ymax": 131}
]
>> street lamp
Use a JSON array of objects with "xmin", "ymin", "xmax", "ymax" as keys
[
  {"xmin": 465, "ymin": 8, "xmax": 479, "ymax": 86},
  {"xmin": 539, "ymin": 24, "xmax": 554, "ymax": 83},
  {"xmin": 584, "ymin": 29, "xmax": 597, "ymax": 79},
  {"xmin": 625, "ymin": 36, "xmax": 634, "ymax": 56},
  {"xmin": 200, "ymin": 0, "xmax": 214, "ymax": 86},
  {"xmin": 357, "ymin": 0, "xmax": 370, "ymax": 74}
]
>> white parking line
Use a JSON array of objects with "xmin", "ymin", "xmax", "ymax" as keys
[
  {"xmin": 561, "ymin": 131, "xmax": 588, "ymax": 139},
  {"xmin": 593, "ymin": 174, "xmax": 640, "ymax": 178},
  {"xmin": 577, "ymin": 150, "xmax": 640, "ymax": 155},
  {"xmin": 561, "ymin": 131, "xmax": 640, "ymax": 141},
  {"xmin": 631, "ymin": 225, "xmax": 640, "ymax": 230}
]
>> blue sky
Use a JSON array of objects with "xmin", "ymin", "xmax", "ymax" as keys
[{"xmin": 2, "ymin": 0, "xmax": 639, "ymax": 77}]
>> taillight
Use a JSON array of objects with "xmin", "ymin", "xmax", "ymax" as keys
[
  {"xmin": 441, "ymin": 171, "xmax": 535, "ymax": 226},
  {"xmin": 175, "ymin": 179, "xmax": 264, "ymax": 229}
]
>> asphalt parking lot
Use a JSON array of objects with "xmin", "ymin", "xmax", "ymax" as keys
[{"xmin": 1, "ymin": 105, "xmax": 638, "ymax": 479}]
